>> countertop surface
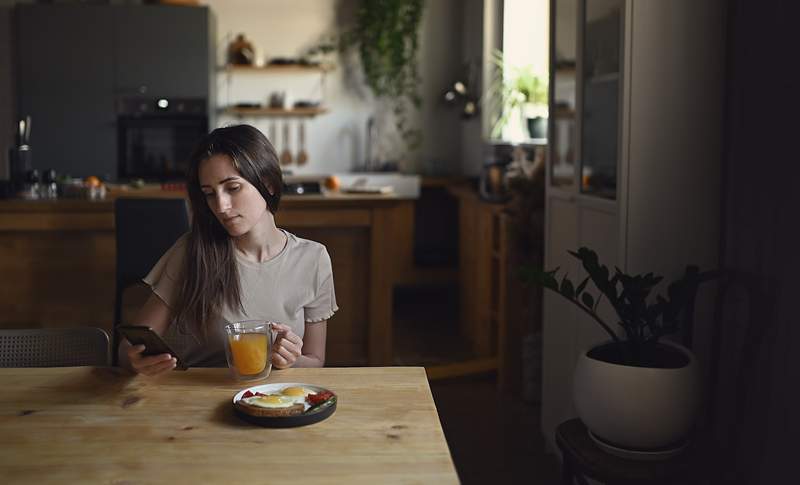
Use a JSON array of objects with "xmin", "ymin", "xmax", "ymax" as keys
[{"xmin": 0, "ymin": 190, "xmax": 413, "ymax": 213}]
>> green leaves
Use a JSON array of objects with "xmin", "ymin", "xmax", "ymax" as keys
[
  {"xmin": 304, "ymin": 0, "xmax": 425, "ymax": 152},
  {"xmin": 581, "ymin": 293, "xmax": 595, "ymax": 309},
  {"xmin": 559, "ymin": 275, "xmax": 574, "ymax": 299},
  {"xmin": 354, "ymin": 0, "xmax": 424, "ymax": 150},
  {"xmin": 521, "ymin": 246, "xmax": 712, "ymax": 365},
  {"xmin": 487, "ymin": 49, "xmax": 549, "ymax": 138}
]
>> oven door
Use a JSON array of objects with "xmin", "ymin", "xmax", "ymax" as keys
[{"xmin": 118, "ymin": 115, "xmax": 207, "ymax": 181}]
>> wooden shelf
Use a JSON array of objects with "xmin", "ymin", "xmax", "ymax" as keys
[
  {"xmin": 586, "ymin": 72, "xmax": 620, "ymax": 84},
  {"xmin": 554, "ymin": 108, "xmax": 576, "ymax": 119},
  {"xmin": 221, "ymin": 107, "xmax": 329, "ymax": 117},
  {"xmin": 220, "ymin": 63, "xmax": 334, "ymax": 73}
]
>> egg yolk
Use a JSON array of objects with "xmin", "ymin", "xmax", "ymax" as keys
[
  {"xmin": 282, "ymin": 387, "xmax": 308, "ymax": 397},
  {"xmin": 258, "ymin": 395, "xmax": 288, "ymax": 405}
]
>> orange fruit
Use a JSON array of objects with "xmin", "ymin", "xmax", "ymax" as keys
[
  {"xmin": 85, "ymin": 176, "xmax": 101, "ymax": 188},
  {"xmin": 324, "ymin": 175, "xmax": 340, "ymax": 191}
]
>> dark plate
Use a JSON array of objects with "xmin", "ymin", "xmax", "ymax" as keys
[{"xmin": 232, "ymin": 382, "xmax": 337, "ymax": 428}]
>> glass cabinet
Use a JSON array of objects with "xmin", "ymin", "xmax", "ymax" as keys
[
  {"xmin": 549, "ymin": 0, "xmax": 624, "ymax": 199},
  {"xmin": 550, "ymin": 0, "xmax": 578, "ymax": 189},
  {"xmin": 580, "ymin": 0, "xmax": 623, "ymax": 198}
]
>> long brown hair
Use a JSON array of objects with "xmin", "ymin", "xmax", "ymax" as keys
[{"xmin": 173, "ymin": 124, "xmax": 283, "ymax": 339}]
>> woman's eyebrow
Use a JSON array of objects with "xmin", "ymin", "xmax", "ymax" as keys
[{"xmin": 200, "ymin": 176, "xmax": 240, "ymax": 188}]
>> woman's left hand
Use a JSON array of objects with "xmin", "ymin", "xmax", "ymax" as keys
[{"xmin": 271, "ymin": 323, "xmax": 303, "ymax": 369}]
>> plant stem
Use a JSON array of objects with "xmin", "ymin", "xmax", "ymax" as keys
[{"xmin": 552, "ymin": 290, "xmax": 620, "ymax": 343}]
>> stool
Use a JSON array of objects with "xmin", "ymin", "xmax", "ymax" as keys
[{"xmin": 556, "ymin": 419, "xmax": 696, "ymax": 485}]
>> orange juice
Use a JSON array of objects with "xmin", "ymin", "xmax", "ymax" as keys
[{"xmin": 228, "ymin": 333, "xmax": 268, "ymax": 375}]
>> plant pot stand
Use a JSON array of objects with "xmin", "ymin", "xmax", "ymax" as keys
[
  {"xmin": 587, "ymin": 429, "xmax": 689, "ymax": 461},
  {"xmin": 556, "ymin": 418, "xmax": 695, "ymax": 485}
]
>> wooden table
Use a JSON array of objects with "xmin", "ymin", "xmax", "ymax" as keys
[{"xmin": 0, "ymin": 366, "xmax": 458, "ymax": 484}]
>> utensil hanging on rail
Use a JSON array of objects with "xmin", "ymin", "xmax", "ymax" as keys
[
  {"xmin": 296, "ymin": 120, "xmax": 308, "ymax": 166},
  {"xmin": 279, "ymin": 119, "xmax": 293, "ymax": 166}
]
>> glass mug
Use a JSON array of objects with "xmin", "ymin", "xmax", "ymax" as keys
[{"xmin": 223, "ymin": 320, "xmax": 276, "ymax": 381}]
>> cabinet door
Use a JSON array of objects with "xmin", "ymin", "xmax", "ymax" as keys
[
  {"xmin": 550, "ymin": 0, "xmax": 579, "ymax": 190},
  {"xmin": 113, "ymin": 5, "xmax": 209, "ymax": 98},
  {"xmin": 579, "ymin": 0, "xmax": 624, "ymax": 199},
  {"xmin": 541, "ymin": 194, "xmax": 580, "ymax": 447},
  {"xmin": 16, "ymin": 5, "xmax": 116, "ymax": 179}
]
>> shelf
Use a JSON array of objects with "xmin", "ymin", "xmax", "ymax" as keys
[
  {"xmin": 220, "ymin": 63, "xmax": 334, "ymax": 73},
  {"xmin": 586, "ymin": 72, "xmax": 620, "ymax": 84},
  {"xmin": 221, "ymin": 107, "xmax": 329, "ymax": 117},
  {"xmin": 553, "ymin": 108, "xmax": 576, "ymax": 119}
]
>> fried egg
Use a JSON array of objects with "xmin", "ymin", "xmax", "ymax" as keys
[
  {"xmin": 280, "ymin": 386, "xmax": 316, "ymax": 404},
  {"xmin": 241, "ymin": 394, "xmax": 297, "ymax": 409}
]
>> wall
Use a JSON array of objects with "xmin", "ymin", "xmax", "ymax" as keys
[
  {"xmin": 709, "ymin": 1, "xmax": 800, "ymax": 483},
  {"xmin": 208, "ymin": 0, "xmax": 469, "ymax": 176},
  {"xmin": 459, "ymin": 0, "xmax": 486, "ymax": 177}
]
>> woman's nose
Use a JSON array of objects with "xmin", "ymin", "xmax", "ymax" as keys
[{"xmin": 214, "ymin": 193, "xmax": 232, "ymax": 213}]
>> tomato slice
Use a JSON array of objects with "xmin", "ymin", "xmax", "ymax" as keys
[
  {"xmin": 241, "ymin": 390, "xmax": 266, "ymax": 399},
  {"xmin": 306, "ymin": 390, "xmax": 334, "ymax": 406}
]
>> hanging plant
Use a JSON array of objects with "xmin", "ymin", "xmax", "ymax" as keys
[{"xmin": 306, "ymin": 0, "xmax": 425, "ymax": 151}]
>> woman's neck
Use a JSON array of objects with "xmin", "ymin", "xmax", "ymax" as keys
[{"xmin": 233, "ymin": 212, "xmax": 287, "ymax": 263}]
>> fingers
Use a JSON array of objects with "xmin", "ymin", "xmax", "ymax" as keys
[
  {"xmin": 139, "ymin": 356, "xmax": 177, "ymax": 376},
  {"xmin": 272, "ymin": 327, "xmax": 303, "ymax": 369},
  {"xmin": 128, "ymin": 345, "xmax": 176, "ymax": 376}
]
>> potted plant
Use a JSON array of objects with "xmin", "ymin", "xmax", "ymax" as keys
[
  {"xmin": 305, "ymin": 0, "xmax": 425, "ymax": 153},
  {"xmin": 488, "ymin": 50, "xmax": 549, "ymax": 140},
  {"xmin": 522, "ymin": 247, "xmax": 716, "ymax": 457}
]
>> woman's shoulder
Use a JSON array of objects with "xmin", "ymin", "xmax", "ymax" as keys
[
  {"xmin": 166, "ymin": 232, "xmax": 191, "ymax": 257},
  {"xmin": 285, "ymin": 231, "xmax": 329, "ymax": 259},
  {"xmin": 174, "ymin": 232, "xmax": 191, "ymax": 249}
]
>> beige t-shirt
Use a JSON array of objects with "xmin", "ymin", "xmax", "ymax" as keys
[{"xmin": 143, "ymin": 230, "xmax": 338, "ymax": 367}]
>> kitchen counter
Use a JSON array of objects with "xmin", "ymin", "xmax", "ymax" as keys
[
  {"xmin": 0, "ymin": 190, "xmax": 412, "ymax": 231},
  {"xmin": 0, "ymin": 191, "xmax": 415, "ymax": 366}
]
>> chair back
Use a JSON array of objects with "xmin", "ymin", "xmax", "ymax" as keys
[
  {"xmin": 113, "ymin": 198, "xmax": 189, "ymax": 363},
  {"xmin": 0, "ymin": 327, "xmax": 111, "ymax": 367},
  {"xmin": 115, "ymin": 198, "xmax": 190, "ymax": 294}
]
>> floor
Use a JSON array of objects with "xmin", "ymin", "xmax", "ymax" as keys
[
  {"xmin": 393, "ymin": 283, "xmax": 560, "ymax": 484},
  {"xmin": 430, "ymin": 372, "xmax": 561, "ymax": 484}
]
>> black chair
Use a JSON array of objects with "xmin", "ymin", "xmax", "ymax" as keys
[
  {"xmin": 113, "ymin": 198, "xmax": 189, "ymax": 364},
  {"xmin": 0, "ymin": 327, "xmax": 111, "ymax": 367}
]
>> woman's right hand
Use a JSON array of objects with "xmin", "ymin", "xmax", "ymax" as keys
[{"xmin": 126, "ymin": 344, "xmax": 176, "ymax": 376}]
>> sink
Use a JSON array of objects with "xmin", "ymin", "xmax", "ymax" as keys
[{"xmin": 334, "ymin": 173, "xmax": 421, "ymax": 198}]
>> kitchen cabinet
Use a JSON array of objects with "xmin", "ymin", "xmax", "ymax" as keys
[
  {"xmin": 423, "ymin": 185, "xmax": 533, "ymax": 393},
  {"xmin": 16, "ymin": 5, "xmax": 116, "ymax": 179},
  {"xmin": 14, "ymin": 4, "xmax": 212, "ymax": 180},
  {"xmin": 113, "ymin": 5, "xmax": 211, "ymax": 99},
  {"xmin": 0, "ymin": 192, "xmax": 415, "ymax": 368},
  {"xmin": 541, "ymin": 0, "xmax": 724, "ymax": 451}
]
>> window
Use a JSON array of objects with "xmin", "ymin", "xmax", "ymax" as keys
[{"xmin": 494, "ymin": 0, "xmax": 550, "ymax": 143}]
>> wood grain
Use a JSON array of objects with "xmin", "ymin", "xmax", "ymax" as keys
[
  {"xmin": 447, "ymin": 186, "xmax": 515, "ymax": 384},
  {"xmin": 0, "ymin": 196, "xmax": 414, "ymax": 367},
  {"xmin": 0, "ymin": 367, "xmax": 458, "ymax": 484}
]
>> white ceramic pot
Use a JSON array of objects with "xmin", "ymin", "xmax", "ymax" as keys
[{"xmin": 573, "ymin": 340, "xmax": 699, "ymax": 451}]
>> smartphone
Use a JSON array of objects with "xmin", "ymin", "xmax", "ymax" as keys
[{"xmin": 117, "ymin": 325, "xmax": 188, "ymax": 370}]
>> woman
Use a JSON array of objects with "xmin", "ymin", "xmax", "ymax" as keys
[{"xmin": 119, "ymin": 124, "xmax": 337, "ymax": 375}]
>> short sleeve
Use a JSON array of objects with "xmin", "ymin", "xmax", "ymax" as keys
[
  {"xmin": 303, "ymin": 247, "xmax": 338, "ymax": 323},
  {"xmin": 142, "ymin": 234, "xmax": 188, "ymax": 309}
]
